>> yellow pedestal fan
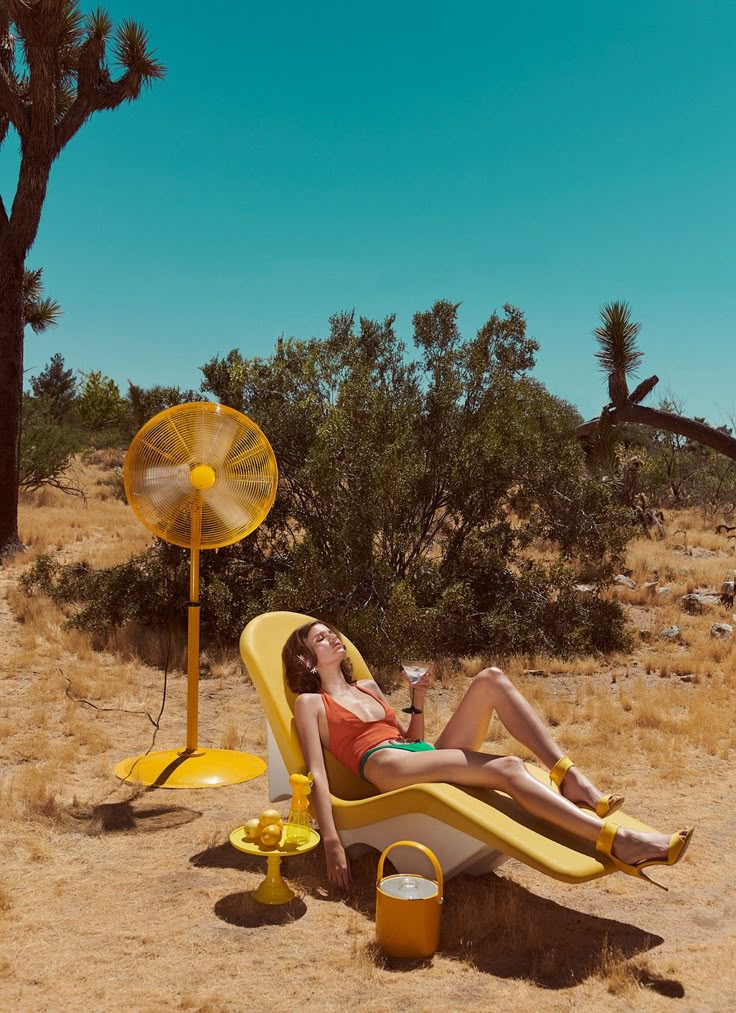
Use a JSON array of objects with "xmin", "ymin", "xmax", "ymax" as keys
[{"xmin": 114, "ymin": 401, "xmax": 277, "ymax": 788}]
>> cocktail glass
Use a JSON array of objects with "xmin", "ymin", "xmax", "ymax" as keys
[{"xmin": 401, "ymin": 663, "xmax": 428, "ymax": 714}]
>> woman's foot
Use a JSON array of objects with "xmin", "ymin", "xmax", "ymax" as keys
[
  {"xmin": 550, "ymin": 756, "xmax": 624, "ymax": 817},
  {"xmin": 597, "ymin": 823, "xmax": 694, "ymax": 889},
  {"xmin": 611, "ymin": 826, "xmax": 689, "ymax": 867}
]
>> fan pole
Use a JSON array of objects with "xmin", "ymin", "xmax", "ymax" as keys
[{"xmin": 185, "ymin": 496, "xmax": 203, "ymax": 753}]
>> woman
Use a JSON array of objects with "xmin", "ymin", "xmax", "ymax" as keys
[{"xmin": 283, "ymin": 620, "xmax": 693, "ymax": 892}]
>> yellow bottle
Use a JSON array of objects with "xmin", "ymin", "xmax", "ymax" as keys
[{"xmin": 285, "ymin": 772, "xmax": 313, "ymax": 846}]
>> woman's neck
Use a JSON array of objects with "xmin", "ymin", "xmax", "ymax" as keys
[{"xmin": 318, "ymin": 663, "xmax": 348, "ymax": 694}]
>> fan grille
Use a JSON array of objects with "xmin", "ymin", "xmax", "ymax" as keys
[{"xmin": 124, "ymin": 402, "xmax": 278, "ymax": 549}]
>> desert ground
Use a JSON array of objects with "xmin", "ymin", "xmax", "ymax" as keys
[{"xmin": 1, "ymin": 458, "xmax": 734, "ymax": 1012}]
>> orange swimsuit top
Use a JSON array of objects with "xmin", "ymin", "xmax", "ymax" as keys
[{"xmin": 321, "ymin": 684, "xmax": 404, "ymax": 777}]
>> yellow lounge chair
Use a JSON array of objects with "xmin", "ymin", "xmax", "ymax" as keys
[{"xmin": 240, "ymin": 610, "xmax": 649, "ymax": 882}]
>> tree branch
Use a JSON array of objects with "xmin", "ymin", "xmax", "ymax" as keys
[
  {"xmin": 53, "ymin": 31, "xmax": 106, "ymax": 153},
  {"xmin": 576, "ymin": 404, "xmax": 736, "ymax": 462},
  {"xmin": 55, "ymin": 65, "xmax": 152, "ymax": 152},
  {"xmin": 0, "ymin": 62, "xmax": 28, "ymax": 136}
]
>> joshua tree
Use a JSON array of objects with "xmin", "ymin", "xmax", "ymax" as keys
[
  {"xmin": 0, "ymin": 1, "xmax": 163, "ymax": 557},
  {"xmin": 577, "ymin": 301, "xmax": 736, "ymax": 463}
]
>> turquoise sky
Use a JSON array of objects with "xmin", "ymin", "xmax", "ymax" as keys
[{"xmin": 4, "ymin": 1, "xmax": 735, "ymax": 424}]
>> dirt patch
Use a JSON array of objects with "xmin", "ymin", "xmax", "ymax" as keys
[{"xmin": 1, "ymin": 483, "xmax": 734, "ymax": 1010}]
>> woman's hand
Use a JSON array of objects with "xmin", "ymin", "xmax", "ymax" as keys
[
  {"xmin": 323, "ymin": 835, "xmax": 352, "ymax": 891},
  {"xmin": 412, "ymin": 664, "xmax": 432, "ymax": 691},
  {"xmin": 407, "ymin": 663, "xmax": 432, "ymax": 705}
]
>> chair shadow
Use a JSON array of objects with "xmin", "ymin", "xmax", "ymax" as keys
[
  {"xmin": 276, "ymin": 848, "xmax": 678, "ymax": 991},
  {"xmin": 191, "ymin": 841, "xmax": 684, "ymax": 992}
]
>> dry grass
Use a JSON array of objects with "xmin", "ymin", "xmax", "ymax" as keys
[
  {"xmin": 1, "ymin": 469, "xmax": 734, "ymax": 1010},
  {"xmin": 10, "ymin": 458, "xmax": 152, "ymax": 568}
]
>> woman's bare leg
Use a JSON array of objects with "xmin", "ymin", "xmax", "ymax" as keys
[
  {"xmin": 434, "ymin": 667, "xmax": 613, "ymax": 809},
  {"xmin": 363, "ymin": 747, "xmax": 682, "ymax": 866}
]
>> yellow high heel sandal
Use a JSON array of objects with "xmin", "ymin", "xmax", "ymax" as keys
[
  {"xmin": 549, "ymin": 755, "xmax": 624, "ymax": 818},
  {"xmin": 597, "ymin": 822, "xmax": 695, "ymax": 891}
]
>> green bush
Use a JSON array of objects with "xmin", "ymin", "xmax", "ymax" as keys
[
  {"xmin": 25, "ymin": 301, "xmax": 634, "ymax": 665},
  {"xmin": 19, "ymin": 395, "xmax": 83, "ymax": 495}
]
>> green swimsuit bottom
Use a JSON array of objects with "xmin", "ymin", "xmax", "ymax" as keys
[{"xmin": 358, "ymin": 740, "xmax": 436, "ymax": 780}]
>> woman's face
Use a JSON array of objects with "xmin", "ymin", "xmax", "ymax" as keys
[{"xmin": 307, "ymin": 623, "xmax": 346, "ymax": 668}]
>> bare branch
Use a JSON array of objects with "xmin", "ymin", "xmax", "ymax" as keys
[
  {"xmin": 628, "ymin": 374, "xmax": 659, "ymax": 405},
  {"xmin": 576, "ymin": 404, "xmax": 736, "ymax": 462}
]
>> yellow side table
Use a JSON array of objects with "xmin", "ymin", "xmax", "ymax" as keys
[{"xmin": 229, "ymin": 826, "xmax": 321, "ymax": 904}]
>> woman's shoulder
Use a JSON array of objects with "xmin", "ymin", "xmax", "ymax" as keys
[{"xmin": 294, "ymin": 692, "xmax": 323, "ymax": 715}]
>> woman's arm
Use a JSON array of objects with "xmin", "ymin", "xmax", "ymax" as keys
[
  {"xmin": 294, "ymin": 694, "xmax": 352, "ymax": 891},
  {"xmin": 363, "ymin": 672, "xmax": 430, "ymax": 740}
]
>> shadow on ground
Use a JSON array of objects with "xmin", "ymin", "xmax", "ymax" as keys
[
  {"xmin": 66, "ymin": 799, "xmax": 202, "ymax": 834},
  {"xmin": 191, "ymin": 842, "xmax": 679, "ymax": 991},
  {"xmin": 215, "ymin": 892, "xmax": 308, "ymax": 927}
]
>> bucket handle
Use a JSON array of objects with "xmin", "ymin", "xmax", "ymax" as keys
[{"xmin": 377, "ymin": 840, "xmax": 443, "ymax": 902}]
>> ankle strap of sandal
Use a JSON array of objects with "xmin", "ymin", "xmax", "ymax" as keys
[
  {"xmin": 549, "ymin": 755, "xmax": 575, "ymax": 788},
  {"xmin": 596, "ymin": 821, "xmax": 619, "ymax": 857}
]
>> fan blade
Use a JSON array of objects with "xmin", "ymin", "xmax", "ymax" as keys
[
  {"xmin": 139, "ymin": 464, "xmax": 190, "ymax": 489},
  {"xmin": 203, "ymin": 488, "xmax": 257, "ymax": 540},
  {"xmin": 223, "ymin": 443, "xmax": 271, "ymax": 473},
  {"xmin": 201, "ymin": 413, "xmax": 243, "ymax": 469},
  {"xmin": 173, "ymin": 408, "xmax": 243, "ymax": 470},
  {"xmin": 135, "ymin": 436, "xmax": 181, "ymax": 466},
  {"xmin": 159, "ymin": 492, "xmax": 195, "ymax": 544}
]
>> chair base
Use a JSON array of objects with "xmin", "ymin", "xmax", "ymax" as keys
[{"xmin": 341, "ymin": 814, "xmax": 509, "ymax": 879}]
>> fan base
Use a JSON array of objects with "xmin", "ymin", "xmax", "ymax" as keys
[{"xmin": 114, "ymin": 748, "xmax": 266, "ymax": 788}]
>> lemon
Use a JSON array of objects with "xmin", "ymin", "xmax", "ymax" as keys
[
  {"xmin": 243, "ymin": 818, "xmax": 260, "ymax": 839},
  {"xmin": 259, "ymin": 823, "xmax": 283, "ymax": 847},
  {"xmin": 258, "ymin": 808, "xmax": 283, "ymax": 828}
]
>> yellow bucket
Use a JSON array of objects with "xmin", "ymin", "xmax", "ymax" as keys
[{"xmin": 375, "ymin": 841, "xmax": 443, "ymax": 959}]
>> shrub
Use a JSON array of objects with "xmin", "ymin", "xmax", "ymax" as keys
[
  {"xmin": 25, "ymin": 301, "xmax": 633, "ymax": 664},
  {"xmin": 19, "ymin": 395, "xmax": 83, "ymax": 496}
]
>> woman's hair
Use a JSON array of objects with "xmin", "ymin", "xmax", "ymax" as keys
[{"xmin": 282, "ymin": 620, "xmax": 355, "ymax": 694}]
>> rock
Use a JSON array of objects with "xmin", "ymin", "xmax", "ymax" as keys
[
  {"xmin": 523, "ymin": 669, "xmax": 549, "ymax": 678},
  {"xmin": 656, "ymin": 586, "xmax": 672, "ymax": 596},
  {"xmin": 721, "ymin": 580, "xmax": 734, "ymax": 596},
  {"xmin": 711, "ymin": 623, "xmax": 733, "ymax": 638},
  {"xmin": 679, "ymin": 592, "xmax": 721, "ymax": 613},
  {"xmin": 660, "ymin": 625, "xmax": 681, "ymax": 640},
  {"xmin": 638, "ymin": 630, "xmax": 652, "ymax": 642},
  {"xmin": 614, "ymin": 574, "xmax": 637, "ymax": 589},
  {"xmin": 573, "ymin": 583, "xmax": 595, "ymax": 594}
]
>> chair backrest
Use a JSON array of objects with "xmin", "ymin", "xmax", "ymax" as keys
[{"xmin": 240, "ymin": 611, "xmax": 378, "ymax": 801}]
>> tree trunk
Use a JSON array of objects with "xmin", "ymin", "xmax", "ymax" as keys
[
  {"xmin": 576, "ymin": 404, "xmax": 736, "ymax": 462},
  {"xmin": 0, "ymin": 250, "xmax": 25, "ymax": 558}
]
